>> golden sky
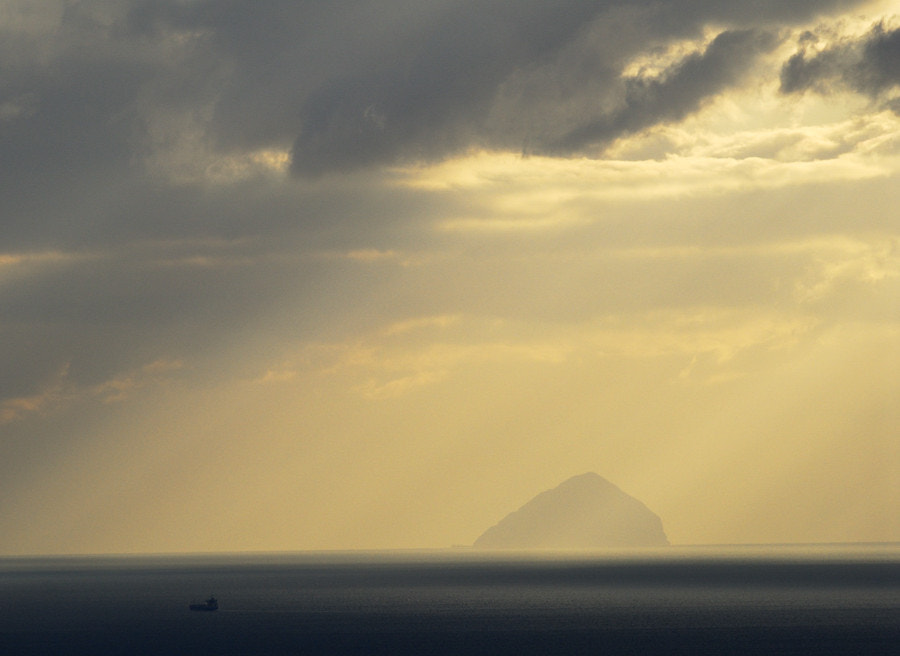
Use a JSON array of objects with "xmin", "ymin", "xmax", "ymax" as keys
[{"xmin": 1, "ymin": 0, "xmax": 899, "ymax": 554}]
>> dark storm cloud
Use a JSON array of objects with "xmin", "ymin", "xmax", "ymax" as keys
[
  {"xmin": 0, "ymin": 0, "xmax": 867, "ymax": 215},
  {"xmin": 118, "ymin": 0, "xmax": 866, "ymax": 176},
  {"xmin": 285, "ymin": 0, "xmax": 856, "ymax": 174},
  {"xmin": 549, "ymin": 29, "xmax": 777, "ymax": 154},
  {"xmin": 0, "ymin": 0, "xmax": 826, "ymax": 252},
  {"xmin": 0, "ymin": 2, "xmax": 212, "ymax": 251},
  {"xmin": 781, "ymin": 21, "xmax": 900, "ymax": 103},
  {"xmin": 0, "ymin": 49, "xmax": 147, "ymax": 247},
  {"xmin": 288, "ymin": 0, "xmax": 606, "ymax": 174}
]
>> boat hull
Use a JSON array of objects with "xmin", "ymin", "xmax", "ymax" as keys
[{"xmin": 189, "ymin": 597, "xmax": 218, "ymax": 611}]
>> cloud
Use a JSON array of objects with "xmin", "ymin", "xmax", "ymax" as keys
[
  {"xmin": 89, "ymin": 359, "xmax": 185, "ymax": 404},
  {"xmin": 286, "ymin": 1, "xmax": 862, "ymax": 173},
  {"xmin": 287, "ymin": 0, "xmax": 609, "ymax": 175},
  {"xmin": 115, "ymin": 1, "xmax": 866, "ymax": 177},
  {"xmin": 781, "ymin": 19, "xmax": 900, "ymax": 105},
  {"xmin": 547, "ymin": 29, "xmax": 778, "ymax": 154},
  {"xmin": 394, "ymin": 113, "xmax": 898, "ymax": 232},
  {"xmin": 259, "ymin": 303, "xmax": 821, "ymax": 403},
  {"xmin": 793, "ymin": 235, "xmax": 900, "ymax": 305},
  {"xmin": 0, "ymin": 363, "xmax": 69, "ymax": 425},
  {"xmin": 0, "ymin": 358, "xmax": 185, "ymax": 424},
  {"xmin": 0, "ymin": 0, "xmax": 869, "ymax": 229}
]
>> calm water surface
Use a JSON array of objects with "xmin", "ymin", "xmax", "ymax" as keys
[{"xmin": 1, "ymin": 546, "xmax": 898, "ymax": 654}]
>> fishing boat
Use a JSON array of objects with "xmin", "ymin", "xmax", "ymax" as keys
[{"xmin": 189, "ymin": 595, "xmax": 218, "ymax": 611}]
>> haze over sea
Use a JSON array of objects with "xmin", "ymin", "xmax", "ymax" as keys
[{"xmin": 1, "ymin": 545, "xmax": 897, "ymax": 655}]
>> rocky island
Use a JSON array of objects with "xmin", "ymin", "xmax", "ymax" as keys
[{"xmin": 473, "ymin": 473, "xmax": 669, "ymax": 549}]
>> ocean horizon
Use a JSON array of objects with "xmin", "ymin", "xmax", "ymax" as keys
[{"xmin": 1, "ymin": 544, "xmax": 898, "ymax": 655}]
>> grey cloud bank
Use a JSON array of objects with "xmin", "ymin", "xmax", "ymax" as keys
[
  {"xmin": 82, "ymin": 0, "xmax": 865, "ymax": 177},
  {"xmin": 0, "ymin": 1, "xmax": 870, "ymax": 227},
  {"xmin": 548, "ymin": 29, "xmax": 777, "ymax": 153},
  {"xmin": 781, "ymin": 20, "xmax": 900, "ymax": 106},
  {"xmin": 284, "ymin": 0, "xmax": 859, "ymax": 173}
]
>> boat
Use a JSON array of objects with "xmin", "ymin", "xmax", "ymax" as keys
[{"xmin": 189, "ymin": 595, "xmax": 218, "ymax": 611}]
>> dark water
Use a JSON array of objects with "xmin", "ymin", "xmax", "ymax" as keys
[{"xmin": 1, "ymin": 546, "xmax": 898, "ymax": 655}]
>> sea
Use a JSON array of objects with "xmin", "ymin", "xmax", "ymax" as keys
[{"xmin": 0, "ymin": 545, "xmax": 898, "ymax": 655}]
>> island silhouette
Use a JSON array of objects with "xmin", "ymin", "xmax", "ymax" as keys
[{"xmin": 474, "ymin": 472, "xmax": 669, "ymax": 549}]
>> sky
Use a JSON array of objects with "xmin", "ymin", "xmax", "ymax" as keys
[{"xmin": 1, "ymin": 0, "xmax": 899, "ymax": 555}]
